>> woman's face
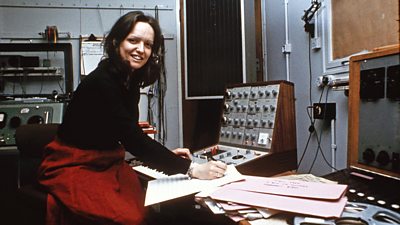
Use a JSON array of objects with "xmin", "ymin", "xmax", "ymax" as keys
[{"xmin": 119, "ymin": 21, "xmax": 154, "ymax": 70}]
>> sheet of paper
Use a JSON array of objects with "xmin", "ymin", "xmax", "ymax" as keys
[
  {"xmin": 210, "ymin": 188, "xmax": 347, "ymax": 218},
  {"xmin": 223, "ymin": 175, "xmax": 347, "ymax": 200},
  {"xmin": 203, "ymin": 198, "xmax": 225, "ymax": 214},
  {"xmin": 132, "ymin": 165, "xmax": 168, "ymax": 179},
  {"xmin": 218, "ymin": 201, "xmax": 252, "ymax": 211},
  {"xmin": 144, "ymin": 165, "xmax": 244, "ymax": 206},
  {"xmin": 279, "ymin": 173, "xmax": 337, "ymax": 184}
]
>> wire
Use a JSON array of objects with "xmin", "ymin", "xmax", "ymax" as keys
[
  {"xmin": 298, "ymin": 33, "xmax": 319, "ymax": 171},
  {"xmin": 308, "ymin": 87, "xmax": 338, "ymax": 173},
  {"xmin": 296, "ymin": 129, "xmax": 312, "ymax": 172},
  {"xmin": 154, "ymin": 5, "xmax": 167, "ymax": 144}
]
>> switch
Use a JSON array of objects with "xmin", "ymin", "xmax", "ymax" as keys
[{"xmin": 258, "ymin": 133, "xmax": 269, "ymax": 145}]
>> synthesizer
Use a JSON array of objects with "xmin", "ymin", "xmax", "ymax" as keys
[{"xmin": 192, "ymin": 81, "xmax": 297, "ymax": 176}]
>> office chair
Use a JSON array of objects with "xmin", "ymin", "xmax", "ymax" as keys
[{"xmin": 15, "ymin": 123, "xmax": 59, "ymax": 225}]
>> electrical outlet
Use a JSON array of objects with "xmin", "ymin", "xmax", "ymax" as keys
[
  {"xmin": 311, "ymin": 37, "xmax": 321, "ymax": 50},
  {"xmin": 316, "ymin": 76, "xmax": 329, "ymax": 87},
  {"xmin": 313, "ymin": 103, "xmax": 336, "ymax": 120}
]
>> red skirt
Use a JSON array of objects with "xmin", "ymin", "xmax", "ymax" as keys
[{"xmin": 38, "ymin": 139, "xmax": 146, "ymax": 225}]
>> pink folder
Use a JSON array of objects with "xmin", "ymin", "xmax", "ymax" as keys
[
  {"xmin": 210, "ymin": 187, "xmax": 347, "ymax": 218},
  {"xmin": 223, "ymin": 175, "xmax": 347, "ymax": 200}
]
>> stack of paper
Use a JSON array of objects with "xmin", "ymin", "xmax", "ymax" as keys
[
  {"xmin": 144, "ymin": 165, "xmax": 244, "ymax": 206},
  {"xmin": 196, "ymin": 175, "xmax": 348, "ymax": 221}
]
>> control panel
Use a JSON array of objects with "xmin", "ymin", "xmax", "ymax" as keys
[
  {"xmin": 357, "ymin": 54, "xmax": 400, "ymax": 174},
  {"xmin": 220, "ymin": 84, "xmax": 280, "ymax": 149},
  {"xmin": 193, "ymin": 81, "xmax": 297, "ymax": 176},
  {"xmin": 0, "ymin": 100, "xmax": 65, "ymax": 146},
  {"xmin": 192, "ymin": 145, "xmax": 268, "ymax": 165},
  {"xmin": 348, "ymin": 46, "xmax": 400, "ymax": 179}
]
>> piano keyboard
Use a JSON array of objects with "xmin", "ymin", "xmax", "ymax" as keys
[{"xmin": 132, "ymin": 165, "xmax": 169, "ymax": 179}]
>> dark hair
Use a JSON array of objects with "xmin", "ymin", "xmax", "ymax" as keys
[{"xmin": 103, "ymin": 11, "xmax": 163, "ymax": 87}]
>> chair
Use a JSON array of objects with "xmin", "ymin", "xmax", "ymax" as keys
[{"xmin": 15, "ymin": 123, "xmax": 59, "ymax": 225}]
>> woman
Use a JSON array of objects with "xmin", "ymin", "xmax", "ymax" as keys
[{"xmin": 38, "ymin": 11, "xmax": 227, "ymax": 225}]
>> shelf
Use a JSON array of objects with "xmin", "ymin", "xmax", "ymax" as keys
[
  {"xmin": 0, "ymin": 67, "xmax": 62, "ymax": 77},
  {"xmin": 0, "ymin": 43, "xmax": 73, "ymax": 94}
]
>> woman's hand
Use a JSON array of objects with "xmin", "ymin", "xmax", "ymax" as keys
[
  {"xmin": 172, "ymin": 148, "xmax": 192, "ymax": 160},
  {"xmin": 191, "ymin": 161, "xmax": 227, "ymax": 180}
]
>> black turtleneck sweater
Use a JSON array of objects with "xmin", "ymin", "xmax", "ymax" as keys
[{"xmin": 58, "ymin": 60, "xmax": 190, "ymax": 175}]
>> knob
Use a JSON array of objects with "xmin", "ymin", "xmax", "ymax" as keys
[
  {"xmin": 269, "ymin": 105, "xmax": 275, "ymax": 111},
  {"xmin": 9, "ymin": 117, "xmax": 22, "ymax": 128},
  {"xmin": 362, "ymin": 148, "xmax": 375, "ymax": 164},
  {"xmin": 258, "ymin": 90, "xmax": 264, "ymax": 97},
  {"xmin": 226, "ymin": 91, "xmax": 232, "ymax": 99},
  {"xmin": 253, "ymin": 120, "xmax": 258, "ymax": 126},
  {"xmin": 28, "ymin": 115, "xmax": 44, "ymax": 124},
  {"xmin": 272, "ymin": 90, "xmax": 278, "ymax": 97},
  {"xmin": 249, "ymin": 105, "xmax": 254, "ymax": 112},
  {"xmin": 265, "ymin": 90, "xmax": 270, "ymax": 97},
  {"xmin": 376, "ymin": 150, "xmax": 390, "ymax": 166},
  {"xmin": 247, "ymin": 119, "xmax": 252, "ymax": 126},
  {"xmin": 224, "ymin": 103, "xmax": 230, "ymax": 111},
  {"xmin": 261, "ymin": 120, "xmax": 267, "ymax": 126}
]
